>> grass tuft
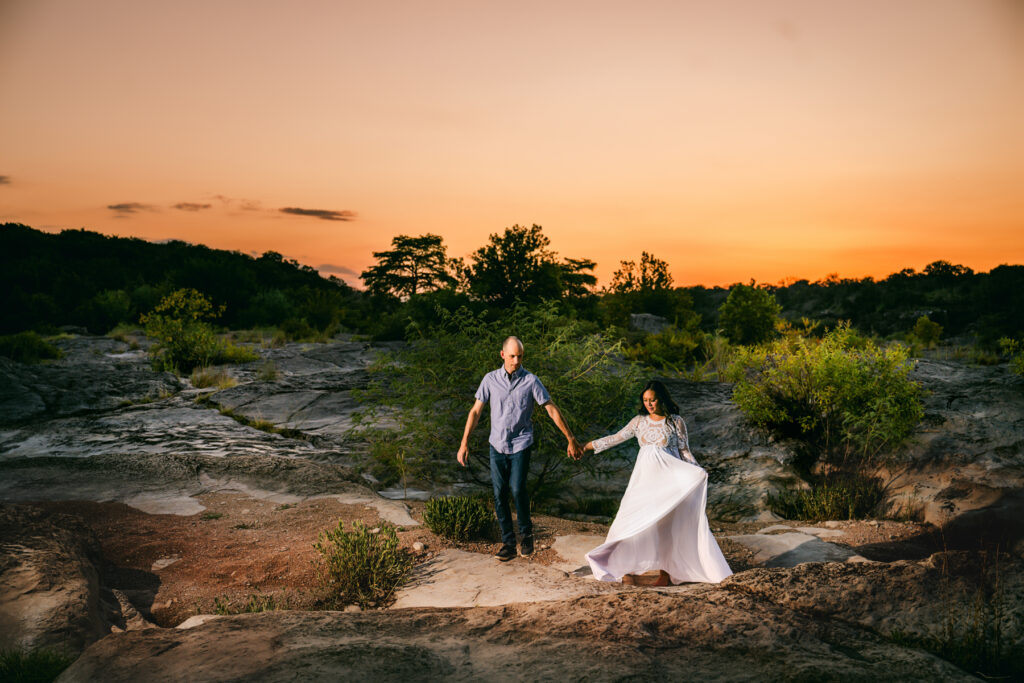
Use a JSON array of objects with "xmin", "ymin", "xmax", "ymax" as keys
[
  {"xmin": 0, "ymin": 647, "xmax": 76, "ymax": 683},
  {"xmin": 423, "ymin": 495, "xmax": 495, "ymax": 542},
  {"xmin": 314, "ymin": 520, "xmax": 414, "ymax": 609},
  {"xmin": 767, "ymin": 474, "xmax": 885, "ymax": 521}
]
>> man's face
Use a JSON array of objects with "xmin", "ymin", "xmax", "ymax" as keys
[{"xmin": 500, "ymin": 342, "xmax": 523, "ymax": 374}]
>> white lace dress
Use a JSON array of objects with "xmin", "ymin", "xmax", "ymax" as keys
[{"xmin": 585, "ymin": 414, "xmax": 733, "ymax": 584}]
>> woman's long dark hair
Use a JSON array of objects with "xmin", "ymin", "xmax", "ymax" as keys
[{"xmin": 637, "ymin": 380, "xmax": 679, "ymax": 417}]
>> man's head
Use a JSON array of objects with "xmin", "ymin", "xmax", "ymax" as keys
[{"xmin": 500, "ymin": 336, "xmax": 524, "ymax": 374}]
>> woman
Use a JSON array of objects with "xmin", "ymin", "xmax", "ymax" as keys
[{"xmin": 582, "ymin": 380, "xmax": 733, "ymax": 585}]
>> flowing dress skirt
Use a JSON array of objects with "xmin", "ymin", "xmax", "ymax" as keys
[{"xmin": 586, "ymin": 444, "xmax": 733, "ymax": 584}]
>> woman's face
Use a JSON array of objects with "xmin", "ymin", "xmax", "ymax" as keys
[{"xmin": 642, "ymin": 389, "xmax": 663, "ymax": 416}]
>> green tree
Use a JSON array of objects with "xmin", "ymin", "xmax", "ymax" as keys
[
  {"xmin": 466, "ymin": 224, "xmax": 595, "ymax": 305},
  {"xmin": 360, "ymin": 234, "xmax": 458, "ymax": 299},
  {"xmin": 912, "ymin": 315, "xmax": 942, "ymax": 347},
  {"xmin": 718, "ymin": 282, "xmax": 781, "ymax": 345},
  {"xmin": 599, "ymin": 252, "xmax": 696, "ymax": 330}
]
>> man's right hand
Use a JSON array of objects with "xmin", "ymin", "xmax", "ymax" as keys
[{"xmin": 456, "ymin": 444, "xmax": 469, "ymax": 467}]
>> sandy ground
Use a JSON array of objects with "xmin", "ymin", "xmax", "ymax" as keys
[{"xmin": 30, "ymin": 494, "xmax": 937, "ymax": 627}]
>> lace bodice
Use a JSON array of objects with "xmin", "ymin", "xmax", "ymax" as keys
[{"xmin": 592, "ymin": 414, "xmax": 696, "ymax": 464}]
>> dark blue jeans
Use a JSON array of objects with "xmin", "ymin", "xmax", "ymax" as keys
[{"xmin": 489, "ymin": 444, "xmax": 532, "ymax": 547}]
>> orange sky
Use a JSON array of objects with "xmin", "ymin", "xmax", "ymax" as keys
[{"xmin": 1, "ymin": 0, "xmax": 1022, "ymax": 288}]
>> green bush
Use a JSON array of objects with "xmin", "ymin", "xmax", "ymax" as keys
[
  {"xmin": 0, "ymin": 647, "xmax": 75, "ymax": 683},
  {"xmin": 140, "ymin": 289, "xmax": 258, "ymax": 373},
  {"xmin": 998, "ymin": 337, "xmax": 1024, "ymax": 377},
  {"xmin": 912, "ymin": 315, "xmax": 943, "ymax": 348},
  {"xmin": 767, "ymin": 475, "xmax": 885, "ymax": 520},
  {"xmin": 423, "ymin": 496, "xmax": 495, "ymax": 541},
  {"xmin": 728, "ymin": 322, "xmax": 923, "ymax": 474},
  {"xmin": 624, "ymin": 325, "xmax": 703, "ymax": 372},
  {"xmin": 353, "ymin": 301, "xmax": 643, "ymax": 503},
  {"xmin": 0, "ymin": 331, "xmax": 62, "ymax": 364},
  {"xmin": 314, "ymin": 520, "xmax": 414, "ymax": 609}
]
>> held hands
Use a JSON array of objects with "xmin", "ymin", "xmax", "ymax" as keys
[{"xmin": 567, "ymin": 438, "xmax": 585, "ymax": 461}]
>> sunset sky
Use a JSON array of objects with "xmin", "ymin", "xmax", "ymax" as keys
[{"xmin": 1, "ymin": 0, "xmax": 1022, "ymax": 288}]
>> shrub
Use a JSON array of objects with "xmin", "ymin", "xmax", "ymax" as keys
[
  {"xmin": 314, "ymin": 520, "xmax": 414, "ymax": 609},
  {"xmin": 256, "ymin": 360, "xmax": 279, "ymax": 381},
  {"xmin": 728, "ymin": 322, "xmax": 923, "ymax": 474},
  {"xmin": 767, "ymin": 475, "xmax": 885, "ymax": 520},
  {"xmin": 624, "ymin": 325, "xmax": 703, "ymax": 372},
  {"xmin": 912, "ymin": 315, "xmax": 943, "ymax": 348},
  {"xmin": 0, "ymin": 647, "xmax": 75, "ymax": 683},
  {"xmin": 353, "ymin": 301, "xmax": 643, "ymax": 503},
  {"xmin": 140, "ymin": 289, "xmax": 258, "ymax": 372},
  {"xmin": 0, "ymin": 331, "xmax": 62, "ymax": 364},
  {"xmin": 423, "ymin": 496, "xmax": 495, "ymax": 541},
  {"xmin": 718, "ymin": 282, "xmax": 781, "ymax": 345},
  {"xmin": 998, "ymin": 337, "xmax": 1024, "ymax": 377}
]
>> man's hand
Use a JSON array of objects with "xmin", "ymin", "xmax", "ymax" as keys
[
  {"xmin": 567, "ymin": 438, "xmax": 584, "ymax": 461},
  {"xmin": 457, "ymin": 444, "xmax": 469, "ymax": 467}
]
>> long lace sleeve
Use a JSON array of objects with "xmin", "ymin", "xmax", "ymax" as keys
[
  {"xmin": 674, "ymin": 415, "xmax": 697, "ymax": 464},
  {"xmin": 592, "ymin": 416, "xmax": 640, "ymax": 454}
]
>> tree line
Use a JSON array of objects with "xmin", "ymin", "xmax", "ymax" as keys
[{"xmin": 2, "ymin": 221, "xmax": 1022, "ymax": 346}]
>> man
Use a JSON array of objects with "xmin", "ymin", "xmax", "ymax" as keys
[{"xmin": 457, "ymin": 336, "xmax": 583, "ymax": 561}]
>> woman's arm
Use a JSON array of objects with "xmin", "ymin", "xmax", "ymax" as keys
[
  {"xmin": 587, "ymin": 416, "xmax": 639, "ymax": 454},
  {"xmin": 675, "ymin": 415, "xmax": 697, "ymax": 464}
]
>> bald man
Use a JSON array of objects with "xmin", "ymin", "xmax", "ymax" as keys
[{"xmin": 457, "ymin": 336, "xmax": 583, "ymax": 561}]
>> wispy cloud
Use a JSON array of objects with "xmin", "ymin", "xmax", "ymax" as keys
[
  {"xmin": 107, "ymin": 202, "xmax": 156, "ymax": 217},
  {"xmin": 280, "ymin": 207, "xmax": 356, "ymax": 221},
  {"xmin": 172, "ymin": 202, "xmax": 212, "ymax": 211},
  {"xmin": 0, "ymin": 175, "xmax": 10, "ymax": 185},
  {"xmin": 207, "ymin": 194, "xmax": 263, "ymax": 211},
  {"xmin": 317, "ymin": 263, "xmax": 357, "ymax": 275}
]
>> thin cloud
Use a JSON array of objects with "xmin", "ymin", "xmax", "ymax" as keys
[
  {"xmin": 0, "ymin": 175, "xmax": 10, "ymax": 185},
  {"xmin": 280, "ymin": 207, "xmax": 356, "ymax": 221},
  {"xmin": 172, "ymin": 202, "xmax": 212, "ymax": 211},
  {"xmin": 317, "ymin": 263, "xmax": 357, "ymax": 275},
  {"xmin": 107, "ymin": 202, "xmax": 156, "ymax": 217},
  {"xmin": 240, "ymin": 199, "xmax": 263, "ymax": 211}
]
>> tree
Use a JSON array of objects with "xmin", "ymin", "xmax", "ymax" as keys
[
  {"xmin": 718, "ymin": 282, "xmax": 781, "ymax": 345},
  {"xmin": 607, "ymin": 252, "xmax": 673, "ymax": 294},
  {"xmin": 466, "ymin": 224, "xmax": 595, "ymax": 305},
  {"xmin": 360, "ymin": 234, "xmax": 457, "ymax": 299}
]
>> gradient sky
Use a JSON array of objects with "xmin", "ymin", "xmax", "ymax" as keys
[{"xmin": 2, "ymin": 0, "xmax": 1022, "ymax": 287}]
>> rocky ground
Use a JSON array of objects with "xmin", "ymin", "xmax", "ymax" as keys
[{"xmin": 1, "ymin": 333, "xmax": 1023, "ymax": 680}]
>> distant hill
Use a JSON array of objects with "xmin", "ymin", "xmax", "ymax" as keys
[{"xmin": 0, "ymin": 223, "xmax": 358, "ymax": 335}]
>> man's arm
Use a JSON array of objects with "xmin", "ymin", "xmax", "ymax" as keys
[
  {"xmin": 457, "ymin": 399, "xmax": 486, "ymax": 466},
  {"xmin": 543, "ymin": 402, "xmax": 583, "ymax": 460}
]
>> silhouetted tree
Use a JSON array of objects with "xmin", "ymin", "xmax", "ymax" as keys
[{"xmin": 360, "ymin": 234, "xmax": 457, "ymax": 299}]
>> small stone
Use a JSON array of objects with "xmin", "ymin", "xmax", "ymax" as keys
[
  {"xmin": 370, "ymin": 527, "xmax": 381, "ymax": 534},
  {"xmin": 344, "ymin": 605, "xmax": 360, "ymax": 613},
  {"xmin": 868, "ymin": 520, "xmax": 879, "ymax": 527},
  {"xmin": 540, "ymin": 544, "xmax": 550, "ymax": 550},
  {"xmin": 412, "ymin": 541, "xmax": 425, "ymax": 552}
]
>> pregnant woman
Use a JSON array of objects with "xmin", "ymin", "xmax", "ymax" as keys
[{"xmin": 583, "ymin": 380, "xmax": 733, "ymax": 585}]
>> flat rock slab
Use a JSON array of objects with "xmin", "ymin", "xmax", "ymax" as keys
[
  {"xmin": 549, "ymin": 534, "xmax": 605, "ymax": 573},
  {"xmin": 391, "ymin": 549, "xmax": 616, "ymax": 609},
  {"xmin": 758, "ymin": 524, "xmax": 846, "ymax": 539},
  {"xmin": 727, "ymin": 532, "xmax": 867, "ymax": 567}
]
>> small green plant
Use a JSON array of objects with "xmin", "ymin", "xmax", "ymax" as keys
[
  {"xmin": 0, "ymin": 331, "xmax": 62, "ymax": 364},
  {"xmin": 200, "ymin": 511, "xmax": 223, "ymax": 520},
  {"xmin": 214, "ymin": 593, "xmax": 278, "ymax": 615},
  {"xmin": 314, "ymin": 520, "xmax": 414, "ymax": 609},
  {"xmin": 256, "ymin": 360, "xmax": 279, "ymax": 381},
  {"xmin": 423, "ymin": 495, "xmax": 495, "ymax": 542},
  {"xmin": 275, "ymin": 503, "xmax": 296, "ymax": 511},
  {"xmin": 0, "ymin": 647, "xmax": 75, "ymax": 683},
  {"xmin": 767, "ymin": 475, "xmax": 885, "ymax": 520},
  {"xmin": 231, "ymin": 522, "xmax": 257, "ymax": 530},
  {"xmin": 190, "ymin": 366, "xmax": 238, "ymax": 390}
]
